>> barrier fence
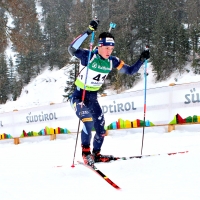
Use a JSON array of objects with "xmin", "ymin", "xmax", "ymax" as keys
[{"xmin": 1, "ymin": 81, "xmax": 200, "ymax": 144}]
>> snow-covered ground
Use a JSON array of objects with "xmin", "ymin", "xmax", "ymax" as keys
[{"xmin": 1, "ymin": 127, "xmax": 200, "ymax": 200}]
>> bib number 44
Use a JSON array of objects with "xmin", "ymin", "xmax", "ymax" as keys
[{"xmin": 93, "ymin": 74, "xmax": 107, "ymax": 82}]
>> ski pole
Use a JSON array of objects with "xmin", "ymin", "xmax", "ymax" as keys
[
  {"xmin": 108, "ymin": 22, "xmax": 116, "ymax": 32},
  {"xmin": 71, "ymin": 31, "xmax": 95, "ymax": 168},
  {"xmin": 81, "ymin": 31, "xmax": 95, "ymax": 103},
  {"xmin": 140, "ymin": 46, "xmax": 149, "ymax": 155}
]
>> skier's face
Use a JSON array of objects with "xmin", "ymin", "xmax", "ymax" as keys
[{"xmin": 98, "ymin": 46, "xmax": 114, "ymax": 59}]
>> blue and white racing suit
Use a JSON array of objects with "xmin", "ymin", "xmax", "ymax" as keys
[{"xmin": 68, "ymin": 30, "xmax": 144, "ymax": 152}]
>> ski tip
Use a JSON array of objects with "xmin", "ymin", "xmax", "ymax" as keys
[{"xmin": 113, "ymin": 185, "xmax": 121, "ymax": 190}]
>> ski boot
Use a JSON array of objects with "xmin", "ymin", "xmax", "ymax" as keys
[
  {"xmin": 82, "ymin": 146, "xmax": 95, "ymax": 167},
  {"xmin": 92, "ymin": 150, "xmax": 115, "ymax": 163}
]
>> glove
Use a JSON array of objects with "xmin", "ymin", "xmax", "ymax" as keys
[
  {"xmin": 140, "ymin": 47, "xmax": 150, "ymax": 62},
  {"xmin": 87, "ymin": 19, "xmax": 99, "ymax": 33}
]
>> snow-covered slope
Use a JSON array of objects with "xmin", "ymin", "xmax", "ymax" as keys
[{"xmin": 0, "ymin": 61, "xmax": 200, "ymax": 113}]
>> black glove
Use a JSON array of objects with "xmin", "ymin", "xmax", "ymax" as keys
[
  {"xmin": 140, "ymin": 49, "xmax": 150, "ymax": 62},
  {"xmin": 87, "ymin": 19, "xmax": 99, "ymax": 34}
]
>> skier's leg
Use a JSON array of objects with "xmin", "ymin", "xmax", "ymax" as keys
[
  {"xmin": 86, "ymin": 99, "xmax": 106, "ymax": 152},
  {"xmin": 72, "ymin": 99, "xmax": 95, "ymax": 166},
  {"xmin": 86, "ymin": 99, "xmax": 114, "ymax": 162},
  {"xmin": 70, "ymin": 98, "xmax": 94, "ymax": 147}
]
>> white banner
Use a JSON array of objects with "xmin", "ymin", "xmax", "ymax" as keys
[
  {"xmin": 0, "ymin": 82, "xmax": 200, "ymax": 137},
  {"xmin": 100, "ymin": 82, "xmax": 200, "ymax": 125}
]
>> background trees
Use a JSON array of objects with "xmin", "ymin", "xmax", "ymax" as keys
[{"xmin": 0, "ymin": 0, "xmax": 199, "ymax": 103}]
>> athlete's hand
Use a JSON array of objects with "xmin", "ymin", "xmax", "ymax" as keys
[
  {"xmin": 140, "ymin": 46, "xmax": 150, "ymax": 62},
  {"xmin": 87, "ymin": 18, "xmax": 99, "ymax": 34}
]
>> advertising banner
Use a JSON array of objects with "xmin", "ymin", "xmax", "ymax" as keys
[{"xmin": 0, "ymin": 81, "xmax": 200, "ymax": 137}]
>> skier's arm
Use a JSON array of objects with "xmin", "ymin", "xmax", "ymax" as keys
[
  {"xmin": 112, "ymin": 58, "xmax": 143, "ymax": 75},
  {"xmin": 112, "ymin": 49, "xmax": 150, "ymax": 75},
  {"xmin": 68, "ymin": 19, "xmax": 99, "ymax": 57},
  {"xmin": 68, "ymin": 32, "xmax": 90, "ymax": 57}
]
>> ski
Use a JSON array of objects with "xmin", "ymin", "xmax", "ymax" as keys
[
  {"xmin": 113, "ymin": 150, "xmax": 189, "ymax": 161},
  {"xmin": 77, "ymin": 161, "xmax": 121, "ymax": 190},
  {"xmin": 55, "ymin": 151, "xmax": 189, "ymax": 168}
]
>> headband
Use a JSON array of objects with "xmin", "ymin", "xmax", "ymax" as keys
[{"xmin": 98, "ymin": 37, "xmax": 115, "ymax": 46}]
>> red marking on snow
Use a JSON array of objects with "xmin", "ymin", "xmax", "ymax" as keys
[{"xmin": 71, "ymin": 164, "xmax": 75, "ymax": 168}]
